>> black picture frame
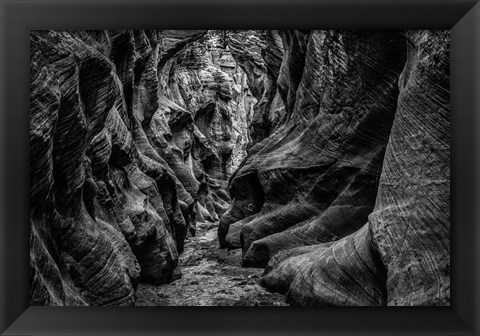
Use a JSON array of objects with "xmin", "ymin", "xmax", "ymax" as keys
[{"xmin": 1, "ymin": 0, "xmax": 479, "ymax": 335}]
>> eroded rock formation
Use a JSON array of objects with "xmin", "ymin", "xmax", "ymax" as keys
[
  {"xmin": 219, "ymin": 30, "xmax": 450, "ymax": 306},
  {"xmin": 30, "ymin": 30, "xmax": 253, "ymax": 305},
  {"xmin": 228, "ymin": 30, "xmax": 286, "ymax": 145},
  {"xmin": 161, "ymin": 31, "xmax": 255, "ymax": 225},
  {"xmin": 30, "ymin": 29, "xmax": 450, "ymax": 306}
]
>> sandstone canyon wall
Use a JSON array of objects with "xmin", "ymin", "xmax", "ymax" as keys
[
  {"xmin": 220, "ymin": 30, "xmax": 450, "ymax": 306},
  {"xmin": 30, "ymin": 30, "xmax": 253, "ymax": 305},
  {"xmin": 30, "ymin": 30, "xmax": 450, "ymax": 306}
]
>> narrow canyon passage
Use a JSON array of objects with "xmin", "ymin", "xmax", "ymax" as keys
[
  {"xmin": 135, "ymin": 221, "xmax": 285, "ymax": 306},
  {"xmin": 131, "ymin": 31, "xmax": 287, "ymax": 305},
  {"xmin": 30, "ymin": 30, "xmax": 450, "ymax": 306}
]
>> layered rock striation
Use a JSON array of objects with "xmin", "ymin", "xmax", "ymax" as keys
[
  {"xmin": 219, "ymin": 30, "xmax": 450, "ymax": 306},
  {"xmin": 160, "ymin": 31, "xmax": 255, "ymax": 225},
  {"xmin": 30, "ymin": 30, "xmax": 253, "ymax": 305},
  {"xmin": 30, "ymin": 29, "xmax": 450, "ymax": 306}
]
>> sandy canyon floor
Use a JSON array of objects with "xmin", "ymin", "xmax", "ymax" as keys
[{"xmin": 135, "ymin": 222, "xmax": 287, "ymax": 306}]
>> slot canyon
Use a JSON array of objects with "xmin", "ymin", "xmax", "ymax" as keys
[{"xmin": 30, "ymin": 30, "xmax": 450, "ymax": 306}]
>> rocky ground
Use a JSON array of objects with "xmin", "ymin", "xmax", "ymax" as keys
[{"xmin": 135, "ymin": 221, "xmax": 287, "ymax": 306}]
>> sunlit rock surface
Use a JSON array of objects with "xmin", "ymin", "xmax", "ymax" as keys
[
  {"xmin": 228, "ymin": 30, "xmax": 285, "ymax": 146},
  {"xmin": 159, "ymin": 31, "xmax": 255, "ymax": 225}
]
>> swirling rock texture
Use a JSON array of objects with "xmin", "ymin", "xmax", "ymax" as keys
[
  {"xmin": 228, "ymin": 30, "xmax": 286, "ymax": 146},
  {"xmin": 30, "ymin": 29, "xmax": 449, "ymax": 306},
  {"xmin": 219, "ymin": 30, "xmax": 450, "ymax": 306},
  {"xmin": 29, "ymin": 30, "xmax": 254, "ymax": 305},
  {"xmin": 159, "ymin": 31, "xmax": 255, "ymax": 225}
]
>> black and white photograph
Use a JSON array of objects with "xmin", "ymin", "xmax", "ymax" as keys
[{"xmin": 29, "ymin": 30, "xmax": 450, "ymax": 306}]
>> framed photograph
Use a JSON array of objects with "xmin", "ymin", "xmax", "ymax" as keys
[{"xmin": 1, "ymin": 0, "xmax": 479, "ymax": 335}]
